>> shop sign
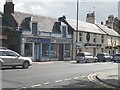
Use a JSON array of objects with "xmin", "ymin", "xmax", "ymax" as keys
[{"xmin": 51, "ymin": 39, "xmax": 71, "ymax": 43}]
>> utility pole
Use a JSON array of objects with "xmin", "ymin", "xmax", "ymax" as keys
[{"xmin": 76, "ymin": 0, "xmax": 79, "ymax": 56}]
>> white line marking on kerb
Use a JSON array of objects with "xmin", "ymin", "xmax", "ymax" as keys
[
  {"xmin": 31, "ymin": 84, "xmax": 41, "ymax": 88},
  {"xmin": 55, "ymin": 80, "xmax": 63, "ymax": 83}
]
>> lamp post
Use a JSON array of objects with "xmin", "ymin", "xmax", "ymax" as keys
[{"xmin": 76, "ymin": 0, "xmax": 79, "ymax": 56}]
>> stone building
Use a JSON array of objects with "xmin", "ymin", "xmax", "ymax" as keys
[
  {"xmin": 105, "ymin": 15, "xmax": 120, "ymax": 34},
  {"xmin": 1, "ymin": 0, "xmax": 73, "ymax": 61}
]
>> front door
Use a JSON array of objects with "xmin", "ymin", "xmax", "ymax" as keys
[{"xmin": 59, "ymin": 44, "xmax": 64, "ymax": 61}]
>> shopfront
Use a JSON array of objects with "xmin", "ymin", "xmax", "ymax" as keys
[{"xmin": 22, "ymin": 36, "xmax": 72, "ymax": 61}]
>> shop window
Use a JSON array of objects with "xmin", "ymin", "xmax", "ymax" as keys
[
  {"xmin": 64, "ymin": 44, "xmax": 70, "ymax": 58},
  {"xmin": 42, "ymin": 43, "xmax": 49, "ymax": 57},
  {"xmin": 25, "ymin": 43, "xmax": 33, "ymax": 57},
  {"xmin": 51, "ymin": 44, "xmax": 58, "ymax": 58}
]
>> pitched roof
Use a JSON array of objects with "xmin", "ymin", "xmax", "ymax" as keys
[
  {"xmin": 66, "ymin": 19, "xmax": 106, "ymax": 35},
  {"xmin": 96, "ymin": 24, "xmax": 120, "ymax": 37},
  {"xmin": 12, "ymin": 11, "xmax": 58, "ymax": 32}
]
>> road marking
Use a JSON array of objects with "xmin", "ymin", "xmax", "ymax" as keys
[
  {"xmin": 31, "ymin": 84, "xmax": 41, "ymax": 87},
  {"xmin": 44, "ymin": 82, "xmax": 50, "ymax": 85},
  {"xmin": 64, "ymin": 78, "xmax": 72, "ymax": 81},
  {"xmin": 87, "ymin": 72, "xmax": 116, "ymax": 88},
  {"xmin": 22, "ymin": 87, "xmax": 27, "ymax": 88},
  {"xmin": 55, "ymin": 80, "xmax": 63, "ymax": 83},
  {"xmin": 81, "ymin": 76, "xmax": 86, "ymax": 78},
  {"xmin": 73, "ymin": 77, "xmax": 79, "ymax": 80}
]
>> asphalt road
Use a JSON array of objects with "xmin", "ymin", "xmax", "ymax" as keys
[{"xmin": 2, "ymin": 61, "xmax": 118, "ymax": 89}]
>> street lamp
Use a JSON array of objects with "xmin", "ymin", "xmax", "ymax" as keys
[{"xmin": 76, "ymin": 0, "xmax": 79, "ymax": 56}]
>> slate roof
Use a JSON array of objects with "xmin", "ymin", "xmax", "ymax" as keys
[
  {"xmin": 12, "ymin": 11, "xmax": 58, "ymax": 32},
  {"xmin": 66, "ymin": 19, "xmax": 106, "ymax": 35},
  {"xmin": 65, "ymin": 19, "xmax": 120, "ymax": 37},
  {"xmin": 96, "ymin": 24, "xmax": 120, "ymax": 37}
]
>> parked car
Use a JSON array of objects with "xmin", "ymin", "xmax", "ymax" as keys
[
  {"xmin": 76, "ymin": 52, "xmax": 97, "ymax": 63},
  {"xmin": 110, "ymin": 54, "xmax": 114, "ymax": 61},
  {"xmin": 97, "ymin": 53, "xmax": 111, "ymax": 62},
  {"xmin": 113, "ymin": 53, "xmax": 120, "ymax": 62},
  {"xmin": 0, "ymin": 48, "xmax": 32, "ymax": 69}
]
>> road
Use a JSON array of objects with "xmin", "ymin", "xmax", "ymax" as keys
[{"xmin": 2, "ymin": 61, "xmax": 118, "ymax": 89}]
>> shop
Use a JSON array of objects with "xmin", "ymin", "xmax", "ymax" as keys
[{"xmin": 22, "ymin": 36, "xmax": 72, "ymax": 61}]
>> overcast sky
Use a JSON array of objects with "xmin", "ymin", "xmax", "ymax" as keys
[{"xmin": 0, "ymin": 0, "xmax": 119, "ymax": 24}]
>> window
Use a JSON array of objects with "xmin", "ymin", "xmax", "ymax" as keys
[
  {"xmin": 79, "ymin": 32, "xmax": 82, "ymax": 42},
  {"xmin": 51, "ymin": 44, "xmax": 58, "ymax": 58},
  {"xmin": 101, "ymin": 35, "xmax": 104, "ymax": 43},
  {"xmin": 93, "ymin": 34, "xmax": 96, "ymax": 43},
  {"xmin": 61, "ymin": 25, "xmax": 68, "ymax": 38},
  {"xmin": 0, "ymin": 51, "xmax": 18, "ymax": 57},
  {"xmin": 32, "ymin": 22, "xmax": 38, "ymax": 35},
  {"xmin": 25, "ymin": 43, "xmax": 33, "ymax": 57},
  {"xmin": 101, "ymin": 48, "xmax": 103, "ymax": 52},
  {"xmin": 42, "ymin": 43, "xmax": 49, "ymax": 57},
  {"xmin": 64, "ymin": 44, "xmax": 70, "ymax": 58}
]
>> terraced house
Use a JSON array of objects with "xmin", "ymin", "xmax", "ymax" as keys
[
  {"xmin": 0, "ymin": 0, "xmax": 120, "ymax": 61},
  {"xmin": 59, "ymin": 15, "xmax": 120, "ymax": 59}
]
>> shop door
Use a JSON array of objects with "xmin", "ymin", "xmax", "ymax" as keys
[
  {"xmin": 34, "ymin": 43, "xmax": 41, "ymax": 61},
  {"xmin": 59, "ymin": 44, "xmax": 64, "ymax": 61},
  {"xmin": 93, "ymin": 48, "xmax": 96, "ymax": 56}
]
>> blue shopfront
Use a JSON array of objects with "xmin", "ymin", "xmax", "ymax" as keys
[{"xmin": 22, "ymin": 36, "xmax": 72, "ymax": 61}]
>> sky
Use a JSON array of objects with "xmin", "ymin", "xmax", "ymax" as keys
[{"xmin": 0, "ymin": 0, "xmax": 119, "ymax": 24}]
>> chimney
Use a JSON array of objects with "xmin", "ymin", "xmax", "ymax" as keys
[{"xmin": 86, "ymin": 11, "xmax": 96, "ymax": 24}]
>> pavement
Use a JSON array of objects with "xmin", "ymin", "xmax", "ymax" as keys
[{"xmin": 96, "ymin": 69, "xmax": 119, "ymax": 88}]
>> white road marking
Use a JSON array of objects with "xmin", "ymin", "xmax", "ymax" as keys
[
  {"xmin": 55, "ymin": 80, "xmax": 63, "ymax": 83},
  {"xmin": 73, "ymin": 77, "xmax": 79, "ymax": 80},
  {"xmin": 64, "ymin": 78, "xmax": 72, "ymax": 81},
  {"xmin": 31, "ymin": 84, "xmax": 41, "ymax": 87},
  {"xmin": 44, "ymin": 82, "xmax": 50, "ymax": 85},
  {"xmin": 81, "ymin": 76, "xmax": 86, "ymax": 78}
]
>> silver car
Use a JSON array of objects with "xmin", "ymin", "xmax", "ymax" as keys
[
  {"xmin": 114, "ymin": 53, "xmax": 120, "ymax": 62},
  {"xmin": 0, "ymin": 48, "xmax": 32, "ymax": 69},
  {"xmin": 76, "ymin": 52, "xmax": 97, "ymax": 63}
]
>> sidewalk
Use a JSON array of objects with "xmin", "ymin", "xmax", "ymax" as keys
[{"xmin": 96, "ymin": 69, "xmax": 119, "ymax": 88}]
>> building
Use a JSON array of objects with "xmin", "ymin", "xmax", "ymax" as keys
[
  {"xmin": 1, "ymin": 0, "xmax": 73, "ymax": 61},
  {"xmin": 59, "ymin": 15, "xmax": 120, "ymax": 59},
  {"xmin": 1, "ymin": 0, "xmax": 120, "ymax": 61},
  {"xmin": 105, "ymin": 15, "xmax": 120, "ymax": 34},
  {"xmin": 0, "ymin": 0, "xmax": 20, "ymax": 53}
]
